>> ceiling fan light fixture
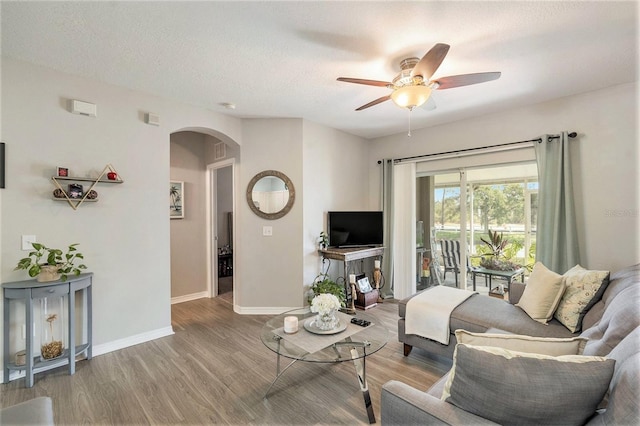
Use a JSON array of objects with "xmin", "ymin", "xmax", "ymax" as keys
[{"xmin": 390, "ymin": 85, "xmax": 432, "ymax": 109}]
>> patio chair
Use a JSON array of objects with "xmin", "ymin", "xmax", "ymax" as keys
[{"xmin": 439, "ymin": 239, "xmax": 472, "ymax": 286}]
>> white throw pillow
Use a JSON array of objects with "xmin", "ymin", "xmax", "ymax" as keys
[
  {"xmin": 516, "ymin": 262, "xmax": 565, "ymax": 324},
  {"xmin": 454, "ymin": 329, "xmax": 588, "ymax": 356}
]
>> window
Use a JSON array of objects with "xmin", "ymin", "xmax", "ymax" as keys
[{"xmin": 417, "ymin": 162, "xmax": 537, "ymax": 290}]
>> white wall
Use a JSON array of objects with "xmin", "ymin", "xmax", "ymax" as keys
[
  {"xmin": 368, "ymin": 82, "xmax": 639, "ymax": 272},
  {"xmin": 302, "ymin": 121, "xmax": 370, "ymax": 296},
  {"xmin": 0, "ymin": 58, "xmax": 242, "ymax": 378},
  {"xmin": 235, "ymin": 119, "xmax": 304, "ymax": 313}
]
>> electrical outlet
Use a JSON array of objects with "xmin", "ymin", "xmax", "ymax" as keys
[
  {"xmin": 21, "ymin": 235, "xmax": 36, "ymax": 251},
  {"xmin": 263, "ymin": 226, "xmax": 273, "ymax": 236}
]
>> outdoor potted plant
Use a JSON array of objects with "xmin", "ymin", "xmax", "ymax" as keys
[
  {"xmin": 15, "ymin": 242, "xmax": 87, "ymax": 282},
  {"xmin": 478, "ymin": 230, "xmax": 520, "ymax": 271}
]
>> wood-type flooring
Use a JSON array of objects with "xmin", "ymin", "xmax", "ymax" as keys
[{"xmin": 0, "ymin": 295, "xmax": 450, "ymax": 425}]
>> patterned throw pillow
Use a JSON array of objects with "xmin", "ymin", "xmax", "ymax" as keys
[
  {"xmin": 442, "ymin": 344, "xmax": 615, "ymax": 426},
  {"xmin": 554, "ymin": 265, "xmax": 610, "ymax": 333}
]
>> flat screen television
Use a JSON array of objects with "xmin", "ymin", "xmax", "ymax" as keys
[{"xmin": 327, "ymin": 211, "xmax": 383, "ymax": 248}]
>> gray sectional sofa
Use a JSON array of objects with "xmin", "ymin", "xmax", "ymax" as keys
[{"xmin": 383, "ymin": 263, "xmax": 640, "ymax": 425}]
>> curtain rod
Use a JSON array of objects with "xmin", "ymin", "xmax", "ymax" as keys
[{"xmin": 383, "ymin": 131, "xmax": 577, "ymax": 164}]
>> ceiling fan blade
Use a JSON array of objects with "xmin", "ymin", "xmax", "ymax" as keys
[
  {"xmin": 433, "ymin": 72, "xmax": 501, "ymax": 90},
  {"xmin": 337, "ymin": 77, "xmax": 391, "ymax": 87},
  {"xmin": 355, "ymin": 95, "xmax": 391, "ymax": 111},
  {"xmin": 411, "ymin": 43, "xmax": 450, "ymax": 80}
]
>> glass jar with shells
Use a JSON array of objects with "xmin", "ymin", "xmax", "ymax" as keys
[{"xmin": 40, "ymin": 296, "xmax": 65, "ymax": 361}]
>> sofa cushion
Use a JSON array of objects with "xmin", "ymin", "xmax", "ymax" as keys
[
  {"xmin": 454, "ymin": 329, "xmax": 587, "ymax": 355},
  {"xmin": 0, "ymin": 397, "xmax": 54, "ymax": 425},
  {"xmin": 515, "ymin": 262, "xmax": 565, "ymax": 324},
  {"xmin": 582, "ymin": 264, "xmax": 639, "ymax": 331},
  {"xmin": 555, "ymin": 265, "xmax": 610, "ymax": 333},
  {"xmin": 449, "ymin": 295, "xmax": 575, "ymax": 338},
  {"xmin": 442, "ymin": 344, "xmax": 615, "ymax": 426},
  {"xmin": 581, "ymin": 283, "xmax": 640, "ymax": 356}
]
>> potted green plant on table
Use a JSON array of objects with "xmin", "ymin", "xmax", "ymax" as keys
[
  {"xmin": 478, "ymin": 230, "xmax": 521, "ymax": 271},
  {"xmin": 308, "ymin": 273, "xmax": 346, "ymax": 308},
  {"xmin": 318, "ymin": 231, "xmax": 329, "ymax": 250},
  {"xmin": 15, "ymin": 242, "xmax": 87, "ymax": 282}
]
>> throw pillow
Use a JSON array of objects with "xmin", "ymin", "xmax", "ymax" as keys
[
  {"xmin": 442, "ymin": 344, "xmax": 615, "ymax": 426},
  {"xmin": 454, "ymin": 329, "xmax": 588, "ymax": 355},
  {"xmin": 554, "ymin": 265, "xmax": 610, "ymax": 333},
  {"xmin": 515, "ymin": 262, "xmax": 565, "ymax": 324}
]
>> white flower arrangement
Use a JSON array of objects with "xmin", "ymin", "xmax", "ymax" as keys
[{"xmin": 310, "ymin": 293, "xmax": 341, "ymax": 315}]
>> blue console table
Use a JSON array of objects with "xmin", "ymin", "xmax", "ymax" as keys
[{"xmin": 2, "ymin": 273, "xmax": 92, "ymax": 387}]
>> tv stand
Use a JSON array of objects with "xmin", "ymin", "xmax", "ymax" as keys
[{"xmin": 319, "ymin": 247, "xmax": 384, "ymax": 310}]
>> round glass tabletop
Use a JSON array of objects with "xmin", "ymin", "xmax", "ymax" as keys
[{"xmin": 260, "ymin": 307, "xmax": 388, "ymax": 363}]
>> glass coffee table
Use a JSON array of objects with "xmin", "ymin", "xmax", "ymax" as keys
[{"xmin": 261, "ymin": 307, "xmax": 388, "ymax": 424}]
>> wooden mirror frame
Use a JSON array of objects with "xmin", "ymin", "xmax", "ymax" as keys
[{"xmin": 246, "ymin": 170, "xmax": 295, "ymax": 220}]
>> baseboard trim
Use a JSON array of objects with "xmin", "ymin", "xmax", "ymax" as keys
[
  {"xmin": 1, "ymin": 326, "xmax": 175, "ymax": 383},
  {"xmin": 171, "ymin": 291, "xmax": 209, "ymax": 305},
  {"xmin": 93, "ymin": 326, "xmax": 175, "ymax": 357},
  {"xmin": 234, "ymin": 306, "xmax": 300, "ymax": 315}
]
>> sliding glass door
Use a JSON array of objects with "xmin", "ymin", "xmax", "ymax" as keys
[{"xmin": 417, "ymin": 162, "xmax": 538, "ymax": 291}]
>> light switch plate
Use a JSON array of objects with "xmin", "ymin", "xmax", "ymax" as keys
[
  {"xmin": 22, "ymin": 235, "xmax": 36, "ymax": 250},
  {"xmin": 263, "ymin": 226, "xmax": 273, "ymax": 236}
]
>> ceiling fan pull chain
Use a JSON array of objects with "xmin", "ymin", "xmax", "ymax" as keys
[{"xmin": 407, "ymin": 107, "xmax": 413, "ymax": 137}]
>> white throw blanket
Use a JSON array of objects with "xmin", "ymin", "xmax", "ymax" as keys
[{"xmin": 405, "ymin": 286, "xmax": 476, "ymax": 345}]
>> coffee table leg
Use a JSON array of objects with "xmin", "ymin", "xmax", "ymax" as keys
[
  {"xmin": 350, "ymin": 347, "xmax": 375, "ymax": 424},
  {"xmin": 264, "ymin": 336, "xmax": 303, "ymax": 398}
]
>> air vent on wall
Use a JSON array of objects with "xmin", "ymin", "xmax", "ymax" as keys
[
  {"xmin": 214, "ymin": 142, "xmax": 226, "ymax": 160},
  {"xmin": 145, "ymin": 112, "xmax": 160, "ymax": 126}
]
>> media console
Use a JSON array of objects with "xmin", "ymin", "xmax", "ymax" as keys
[{"xmin": 318, "ymin": 246, "xmax": 384, "ymax": 310}]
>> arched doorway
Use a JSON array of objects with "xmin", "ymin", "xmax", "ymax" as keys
[{"xmin": 169, "ymin": 128, "xmax": 239, "ymax": 310}]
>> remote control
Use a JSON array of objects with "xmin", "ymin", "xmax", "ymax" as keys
[{"xmin": 350, "ymin": 318, "xmax": 371, "ymax": 327}]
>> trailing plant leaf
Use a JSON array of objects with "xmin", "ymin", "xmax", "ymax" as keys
[{"xmin": 15, "ymin": 242, "xmax": 87, "ymax": 281}]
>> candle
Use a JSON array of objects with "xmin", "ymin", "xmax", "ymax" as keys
[
  {"xmin": 349, "ymin": 274, "xmax": 356, "ymax": 284},
  {"xmin": 374, "ymin": 260, "xmax": 381, "ymax": 269},
  {"xmin": 284, "ymin": 316, "xmax": 298, "ymax": 333}
]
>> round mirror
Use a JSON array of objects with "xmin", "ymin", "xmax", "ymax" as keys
[{"xmin": 246, "ymin": 170, "xmax": 295, "ymax": 220}]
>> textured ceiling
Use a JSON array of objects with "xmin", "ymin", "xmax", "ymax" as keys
[{"xmin": 1, "ymin": 1, "xmax": 638, "ymax": 139}]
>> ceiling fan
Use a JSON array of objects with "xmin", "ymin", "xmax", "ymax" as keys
[{"xmin": 337, "ymin": 43, "xmax": 501, "ymax": 112}]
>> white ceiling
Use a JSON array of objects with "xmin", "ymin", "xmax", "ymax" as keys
[{"xmin": 2, "ymin": 1, "xmax": 638, "ymax": 139}]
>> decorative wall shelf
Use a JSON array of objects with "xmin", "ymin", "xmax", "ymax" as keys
[{"xmin": 51, "ymin": 164, "xmax": 123, "ymax": 210}]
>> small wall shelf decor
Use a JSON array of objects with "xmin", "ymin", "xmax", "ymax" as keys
[{"xmin": 51, "ymin": 164, "xmax": 123, "ymax": 210}]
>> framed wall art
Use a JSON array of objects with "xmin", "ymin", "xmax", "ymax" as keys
[{"xmin": 170, "ymin": 181, "xmax": 184, "ymax": 219}]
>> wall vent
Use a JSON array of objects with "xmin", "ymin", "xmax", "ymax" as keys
[{"xmin": 214, "ymin": 142, "xmax": 226, "ymax": 160}]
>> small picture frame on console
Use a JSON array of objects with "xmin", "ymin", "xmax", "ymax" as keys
[
  {"xmin": 57, "ymin": 166, "xmax": 69, "ymax": 177},
  {"xmin": 357, "ymin": 276, "xmax": 373, "ymax": 293}
]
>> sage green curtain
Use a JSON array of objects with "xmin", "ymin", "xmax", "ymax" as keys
[
  {"xmin": 534, "ymin": 132, "xmax": 580, "ymax": 273},
  {"xmin": 381, "ymin": 159, "xmax": 394, "ymax": 298}
]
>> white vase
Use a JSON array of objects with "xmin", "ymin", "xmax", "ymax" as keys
[{"xmin": 316, "ymin": 309, "xmax": 338, "ymax": 331}]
